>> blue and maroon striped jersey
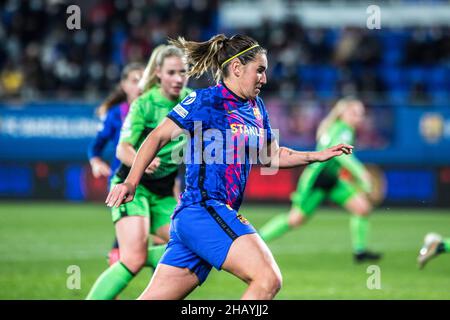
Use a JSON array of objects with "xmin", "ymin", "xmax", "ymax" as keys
[{"xmin": 167, "ymin": 82, "xmax": 273, "ymax": 213}]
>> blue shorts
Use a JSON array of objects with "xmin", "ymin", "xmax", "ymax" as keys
[{"xmin": 159, "ymin": 199, "xmax": 256, "ymax": 284}]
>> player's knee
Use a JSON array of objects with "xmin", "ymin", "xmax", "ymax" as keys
[
  {"xmin": 348, "ymin": 196, "xmax": 372, "ymax": 217},
  {"xmin": 108, "ymin": 248, "xmax": 121, "ymax": 266},
  {"xmin": 357, "ymin": 200, "xmax": 372, "ymax": 216},
  {"xmin": 120, "ymin": 251, "xmax": 147, "ymax": 273},
  {"xmin": 261, "ymin": 269, "xmax": 282, "ymax": 296},
  {"xmin": 253, "ymin": 266, "xmax": 282, "ymax": 297},
  {"xmin": 354, "ymin": 204, "xmax": 371, "ymax": 217},
  {"xmin": 289, "ymin": 208, "xmax": 306, "ymax": 227}
]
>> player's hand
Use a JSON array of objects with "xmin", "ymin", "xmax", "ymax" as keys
[
  {"xmin": 145, "ymin": 157, "xmax": 161, "ymax": 175},
  {"xmin": 90, "ymin": 157, "xmax": 111, "ymax": 178},
  {"xmin": 316, "ymin": 144, "xmax": 353, "ymax": 162},
  {"xmin": 106, "ymin": 182, "xmax": 136, "ymax": 207}
]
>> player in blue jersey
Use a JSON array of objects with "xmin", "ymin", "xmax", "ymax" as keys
[
  {"xmin": 106, "ymin": 34, "xmax": 353, "ymax": 300},
  {"xmin": 88, "ymin": 62, "xmax": 144, "ymax": 180},
  {"xmin": 88, "ymin": 62, "xmax": 145, "ymax": 265}
]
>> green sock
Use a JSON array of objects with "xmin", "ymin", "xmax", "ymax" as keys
[
  {"xmin": 259, "ymin": 214, "xmax": 290, "ymax": 242},
  {"xmin": 443, "ymin": 238, "xmax": 450, "ymax": 253},
  {"xmin": 86, "ymin": 262, "xmax": 134, "ymax": 300},
  {"xmin": 146, "ymin": 244, "xmax": 167, "ymax": 268},
  {"xmin": 350, "ymin": 216, "xmax": 369, "ymax": 253}
]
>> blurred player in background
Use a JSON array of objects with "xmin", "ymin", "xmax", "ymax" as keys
[
  {"xmin": 86, "ymin": 44, "xmax": 191, "ymax": 299},
  {"xmin": 260, "ymin": 98, "xmax": 382, "ymax": 263},
  {"xmin": 105, "ymin": 34, "xmax": 353, "ymax": 300},
  {"xmin": 87, "ymin": 62, "xmax": 145, "ymax": 266},
  {"xmin": 418, "ymin": 232, "xmax": 450, "ymax": 269}
]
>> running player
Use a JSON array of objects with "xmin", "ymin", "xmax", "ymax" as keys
[
  {"xmin": 418, "ymin": 232, "xmax": 450, "ymax": 269},
  {"xmin": 87, "ymin": 62, "xmax": 144, "ymax": 265},
  {"xmin": 259, "ymin": 98, "xmax": 382, "ymax": 263},
  {"xmin": 106, "ymin": 34, "xmax": 354, "ymax": 299},
  {"xmin": 86, "ymin": 44, "xmax": 191, "ymax": 299}
]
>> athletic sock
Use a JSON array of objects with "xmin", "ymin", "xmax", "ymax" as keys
[
  {"xmin": 259, "ymin": 214, "xmax": 290, "ymax": 242},
  {"xmin": 85, "ymin": 262, "xmax": 134, "ymax": 300},
  {"xmin": 443, "ymin": 238, "xmax": 450, "ymax": 253},
  {"xmin": 350, "ymin": 215, "xmax": 369, "ymax": 253},
  {"xmin": 146, "ymin": 244, "xmax": 167, "ymax": 268}
]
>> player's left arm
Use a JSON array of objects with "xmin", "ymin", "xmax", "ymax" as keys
[
  {"xmin": 256, "ymin": 98, "xmax": 352, "ymax": 169},
  {"xmin": 261, "ymin": 138, "xmax": 353, "ymax": 169}
]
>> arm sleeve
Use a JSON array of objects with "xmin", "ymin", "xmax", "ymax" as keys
[
  {"xmin": 119, "ymin": 99, "xmax": 146, "ymax": 146},
  {"xmin": 166, "ymin": 91, "xmax": 207, "ymax": 132},
  {"xmin": 87, "ymin": 111, "xmax": 115, "ymax": 160}
]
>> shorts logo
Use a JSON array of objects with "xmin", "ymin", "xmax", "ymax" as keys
[
  {"xmin": 173, "ymin": 104, "xmax": 189, "ymax": 118},
  {"xmin": 182, "ymin": 92, "xmax": 197, "ymax": 105}
]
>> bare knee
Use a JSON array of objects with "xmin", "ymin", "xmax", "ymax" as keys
[
  {"xmin": 353, "ymin": 201, "xmax": 372, "ymax": 217},
  {"xmin": 120, "ymin": 251, "xmax": 147, "ymax": 274},
  {"xmin": 347, "ymin": 195, "xmax": 372, "ymax": 217},
  {"xmin": 251, "ymin": 267, "xmax": 282, "ymax": 297},
  {"xmin": 289, "ymin": 208, "xmax": 307, "ymax": 228}
]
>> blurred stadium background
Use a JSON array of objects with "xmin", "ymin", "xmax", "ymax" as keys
[{"xmin": 1, "ymin": 0, "xmax": 450, "ymax": 299}]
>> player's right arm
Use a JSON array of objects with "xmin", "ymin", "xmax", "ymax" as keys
[{"xmin": 106, "ymin": 117, "xmax": 184, "ymax": 207}]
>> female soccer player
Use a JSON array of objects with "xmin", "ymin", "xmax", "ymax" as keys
[
  {"xmin": 259, "ymin": 98, "xmax": 382, "ymax": 263},
  {"xmin": 106, "ymin": 34, "xmax": 353, "ymax": 300},
  {"xmin": 86, "ymin": 44, "xmax": 191, "ymax": 299},
  {"xmin": 87, "ymin": 62, "xmax": 144, "ymax": 265}
]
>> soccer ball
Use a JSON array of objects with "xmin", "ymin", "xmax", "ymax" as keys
[{"xmin": 424, "ymin": 232, "xmax": 442, "ymax": 246}]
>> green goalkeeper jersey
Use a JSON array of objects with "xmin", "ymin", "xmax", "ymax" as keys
[
  {"xmin": 307, "ymin": 120, "xmax": 371, "ymax": 193},
  {"xmin": 117, "ymin": 85, "xmax": 191, "ymax": 180}
]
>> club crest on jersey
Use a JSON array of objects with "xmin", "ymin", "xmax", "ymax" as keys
[
  {"xmin": 252, "ymin": 107, "xmax": 262, "ymax": 120},
  {"xmin": 236, "ymin": 213, "xmax": 250, "ymax": 225},
  {"xmin": 182, "ymin": 91, "xmax": 197, "ymax": 105}
]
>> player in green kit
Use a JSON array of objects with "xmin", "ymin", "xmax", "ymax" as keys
[
  {"xmin": 86, "ymin": 44, "xmax": 191, "ymax": 299},
  {"xmin": 259, "ymin": 98, "xmax": 382, "ymax": 263}
]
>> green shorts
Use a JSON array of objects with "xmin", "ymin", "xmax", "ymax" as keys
[
  {"xmin": 291, "ymin": 167, "xmax": 358, "ymax": 217},
  {"xmin": 110, "ymin": 176, "xmax": 176, "ymax": 235}
]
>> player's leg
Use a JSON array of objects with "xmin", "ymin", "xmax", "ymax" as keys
[
  {"xmin": 418, "ymin": 233, "xmax": 450, "ymax": 269},
  {"xmin": 222, "ymin": 233, "xmax": 282, "ymax": 299},
  {"xmin": 107, "ymin": 237, "xmax": 120, "ymax": 266},
  {"xmin": 330, "ymin": 179, "xmax": 381, "ymax": 262},
  {"xmin": 86, "ymin": 182, "xmax": 150, "ymax": 300},
  {"xmin": 140, "ymin": 201, "xmax": 282, "ymax": 300},
  {"xmin": 109, "ymin": 236, "xmax": 165, "ymax": 267},
  {"xmin": 259, "ymin": 168, "xmax": 325, "ymax": 242},
  {"xmin": 138, "ymin": 211, "xmax": 211, "ymax": 300},
  {"xmin": 138, "ymin": 264, "xmax": 200, "ymax": 300},
  {"xmin": 146, "ymin": 193, "xmax": 175, "ymax": 268},
  {"xmin": 194, "ymin": 201, "xmax": 281, "ymax": 299},
  {"xmin": 258, "ymin": 190, "xmax": 324, "ymax": 242}
]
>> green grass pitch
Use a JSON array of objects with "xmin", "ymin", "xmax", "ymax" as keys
[{"xmin": 1, "ymin": 201, "xmax": 450, "ymax": 299}]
